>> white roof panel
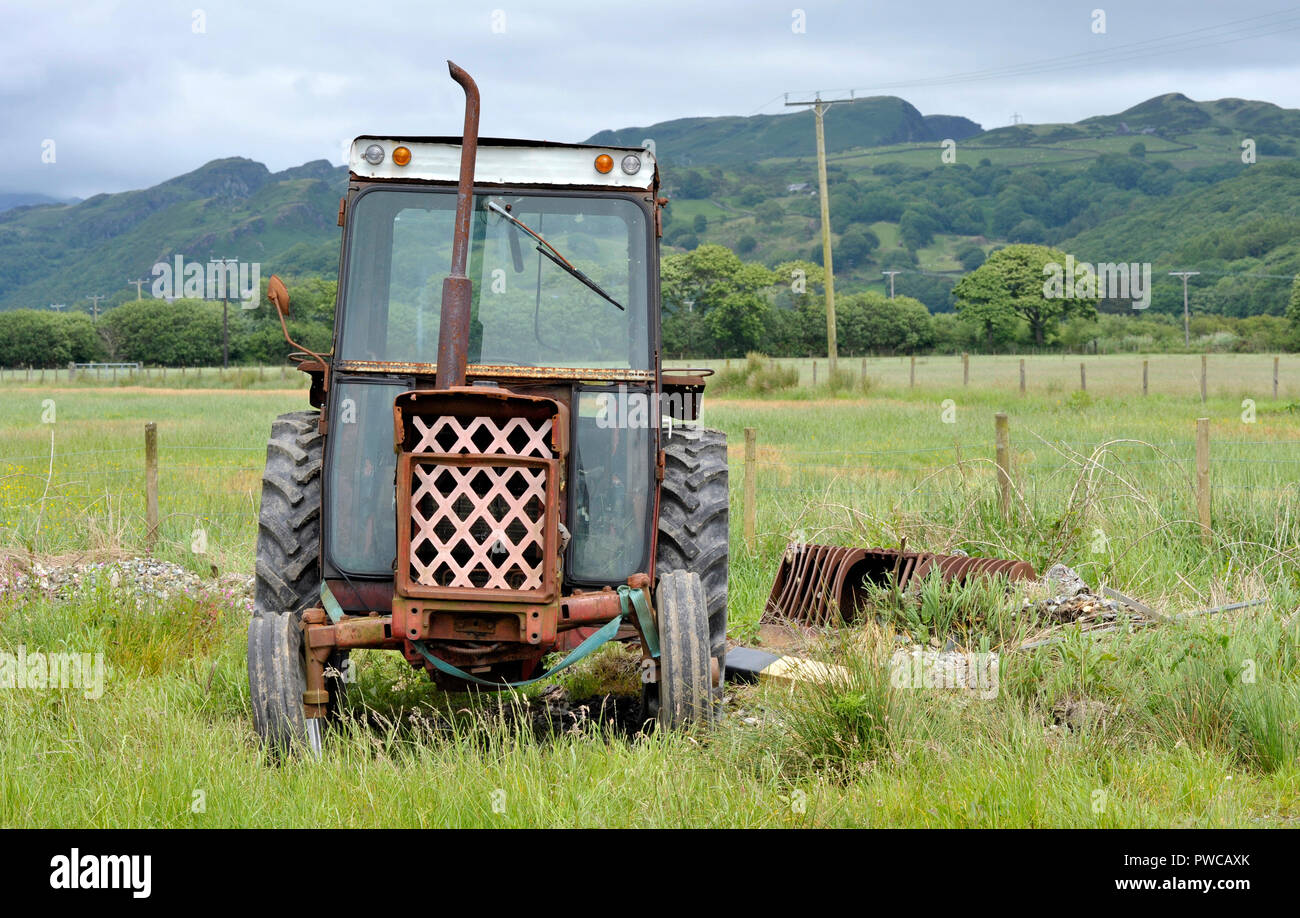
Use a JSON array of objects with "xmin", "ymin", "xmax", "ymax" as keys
[{"xmin": 349, "ymin": 137, "xmax": 657, "ymax": 189}]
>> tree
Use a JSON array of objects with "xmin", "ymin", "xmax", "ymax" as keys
[
  {"xmin": 705, "ymin": 292, "xmax": 769, "ymax": 356},
  {"xmin": 953, "ymin": 243, "xmax": 1097, "ymax": 348},
  {"xmin": 837, "ymin": 228, "xmax": 879, "ymax": 269},
  {"xmin": 838, "ymin": 292, "xmax": 934, "ymax": 354},
  {"xmin": 0, "ymin": 310, "xmax": 105, "ymax": 367},
  {"xmin": 676, "ymin": 170, "xmax": 710, "ymax": 199},
  {"xmin": 736, "ymin": 234, "xmax": 757, "ymax": 254},
  {"xmin": 956, "ymin": 244, "xmax": 987, "ymax": 272},
  {"xmin": 1287, "ymin": 275, "xmax": 1300, "ymax": 345},
  {"xmin": 100, "ymin": 298, "xmax": 224, "ymax": 365},
  {"xmin": 859, "ymin": 191, "xmax": 903, "ymax": 223},
  {"xmin": 898, "ymin": 209, "xmax": 937, "ymax": 250},
  {"xmin": 693, "ymin": 213, "xmax": 708, "ymax": 233},
  {"xmin": 771, "ymin": 259, "xmax": 824, "ymax": 310},
  {"xmin": 754, "ymin": 200, "xmax": 784, "ymax": 224}
]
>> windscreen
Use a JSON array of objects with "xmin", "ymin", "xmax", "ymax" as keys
[{"xmin": 339, "ymin": 187, "xmax": 651, "ymax": 370}]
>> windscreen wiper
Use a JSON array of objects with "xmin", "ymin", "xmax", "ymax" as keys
[{"xmin": 486, "ymin": 200, "xmax": 625, "ymax": 311}]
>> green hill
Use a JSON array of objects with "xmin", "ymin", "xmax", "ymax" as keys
[
  {"xmin": 0, "ymin": 158, "xmax": 345, "ymax": 311},
  {"xmin": 584, "ymin": 96, "xmax": 982, "ymax": 165},
  {"xmin": 3, "ymin": 92, "xmax": 1299, "ymax": 320},
  {"xmin": 1080, "ymin": 92, "xmax": 1300, "ymax": 140}
]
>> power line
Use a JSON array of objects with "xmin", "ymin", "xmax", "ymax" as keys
[{"xmin": 779, "ymin": 9, "xmax": 1300, "ymax": 98}]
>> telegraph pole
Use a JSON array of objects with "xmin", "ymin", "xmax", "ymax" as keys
[
  {"xmin": 49, "ymin": 303, "xmax": 66, "ymax": 313},
  {"xmin": 786, "ymin": 90, "xmax": 854, "ymax": 375},
  {"xmin": 127, "ymin": 278, "xmax": 147, "ymax": 300},
  {"xmin": 1169, "ymin": 271, "xmax": 1199, "ymax": 348},
  {"xmin": 86, "ymin": 294, "xmax": 105, "ymax": 321},
  {"xmin": 882, "ymin": 270, "xmax": 901, "ymax": 299},
  {"xmin": 215, "ymin": 258, "xmax": 236, "ymax": 370}
]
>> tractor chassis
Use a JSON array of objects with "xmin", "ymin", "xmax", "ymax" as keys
[{"xmin": 298, "ymin": 575, "xmax": 655, "ymax": 718}]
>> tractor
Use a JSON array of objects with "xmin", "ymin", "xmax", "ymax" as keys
[{"xmin": 247, "ymin": 62, "xmax": 729, "ymax": 753}]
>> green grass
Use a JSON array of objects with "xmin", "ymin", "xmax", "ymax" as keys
[{"xmin": 1, "ymin": 359, "xmax": 1298, "ymax": 827}]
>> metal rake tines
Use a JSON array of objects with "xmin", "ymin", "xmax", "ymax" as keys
[{"xmin": 763, "ymin": 543, "xmax": 1036, "ymax": 626}]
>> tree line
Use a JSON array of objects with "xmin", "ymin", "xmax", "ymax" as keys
[{"xmin": 2, "ymin": 246, "xmax": 1298, "ymax": 368}]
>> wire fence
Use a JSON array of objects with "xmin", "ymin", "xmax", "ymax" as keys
[{"xmin": 0, "ymin": 413, "xmax": 1297, "ymax": 563}]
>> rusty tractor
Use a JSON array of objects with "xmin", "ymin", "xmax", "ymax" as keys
[{"xmin": 247, "ymin": 62, "xmax": 728, "ymax": 753}]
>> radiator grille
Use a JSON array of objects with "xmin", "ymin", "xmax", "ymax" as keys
[{"xmin": 406, "ymin": 415, "xmax": 553, "ymax": 594}]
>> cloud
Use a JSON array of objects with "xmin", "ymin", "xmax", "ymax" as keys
[{"xmin": 4, "ymin": 0, "xmax": 1300, "ymax": 197}]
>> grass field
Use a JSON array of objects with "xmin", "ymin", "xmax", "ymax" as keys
[{"xmin": 1, "ymin": 355, "xmax": 1298, "ymax": 827}]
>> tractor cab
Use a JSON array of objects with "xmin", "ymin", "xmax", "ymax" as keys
[{"xmin": 328, "ymin": 135, "xmax": 662, "ymax": 601}]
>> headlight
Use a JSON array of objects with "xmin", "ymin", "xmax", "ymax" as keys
[{"xmin": 362, "ymin": 144, "xmax": 385, "ymax": 165}]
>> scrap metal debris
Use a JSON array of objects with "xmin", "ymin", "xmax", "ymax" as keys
[
  {"xmin": 1016, "ymin": 565, "xmax": 1266, "ymax": 650},
  {"xmin": 763, "ymin": 542, "xmax": 1036, "ymax": 627}
]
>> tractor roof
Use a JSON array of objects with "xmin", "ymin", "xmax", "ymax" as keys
[{"xmin": 348, "ymin": 136, "xmax": 658, "ymax": 191}]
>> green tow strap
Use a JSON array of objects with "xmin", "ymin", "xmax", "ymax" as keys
[
  {"xmin": 320, "ymin": 582, "xmax": 345, "ymax": 624},
  {"xmin": 410, "ymin": 585, "xmax": 658, "ymax": 689},
  {"xmin": 620, "ymin": 584, "xmax": 659, "ymax": 659}
]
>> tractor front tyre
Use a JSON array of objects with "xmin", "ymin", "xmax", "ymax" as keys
[
  {"xmin": 247, "ymin": 410, "xmax": 339, "ymax": 756},
  {"xmin": 652, "ymin": 569, "xmax": 716, "ymax": 729},
  {"xmin": 657, "ymin": 426, "xmax": 729, "ymax": 677}
]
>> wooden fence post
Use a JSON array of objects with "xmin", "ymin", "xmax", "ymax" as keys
[
  {"xmin": 909, "ymin": 355, "xmax": 916, "ymax": 388},
  {"xmin": 743, "ymin": 427, "xmax": 757, "ymax": 552},
  {"xmin": 1018, "ymin": 358, "xmax": 1025, "ymax": 395},
  {"xmin": 1142, "ymin": 359, "xmax": 1148, "ymax": 396},
  {"xmin": 962, "ymin": 352, "xmax": 969, "ymax": 386},
  {"xmin": 1080, "ymin": 363, "xmax": 1086, "ymax": 391},
  {"xmin": 145, "ymin": 422, "xmax": 159, "ymax": 551},
  {"xmin": 1196, "ymin": 417, "xmax": 1211, "ymax": 545},
  {"xmin": 812, "ymin": 360, "xmax": 817, "ymax": 386},
  {"xmin": 995, "ymin": 412, "xmax": 1012, "ymax": 520},
  {"xmin": 1274, "ymin": 355, "xmax": 1280, "ymax": 399}
]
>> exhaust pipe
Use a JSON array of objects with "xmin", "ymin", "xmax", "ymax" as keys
[{"xmin": 435, "ymin": 60, "xmax": 480, "ymax": 390}]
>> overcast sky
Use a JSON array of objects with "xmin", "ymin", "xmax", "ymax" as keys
[{"xmin": 6, "ymin": 0, "xmax": 1300, "ymax": 199}]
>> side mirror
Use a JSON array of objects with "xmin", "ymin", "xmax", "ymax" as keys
[{"xmin": 267, "ymin": 274, "xmax": 290, "ymax": 318}]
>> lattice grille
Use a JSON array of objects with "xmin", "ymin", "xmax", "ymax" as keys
[
  {"xmin": 411, "ymin": 415, "xmax": 552, "ymax": 458},
  {"xmin": 408, "ymin": 460, "xmax": 548, "ymax": 591}
]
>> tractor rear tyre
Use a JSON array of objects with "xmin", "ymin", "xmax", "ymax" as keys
[
  {"xmin": 652, "ymin": 569, "xmax": 716, "ymax": 729},
  {"xmin": 247, "ymin": 410, "xmax": 342, "ymax": 755},
  {"xmin": 656, "ymin": 426, "xmax": 729, "ymax": 677}
]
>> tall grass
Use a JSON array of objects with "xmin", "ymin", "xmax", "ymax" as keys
[{"xmin": 0, "ymin": 367, "xmax": 1297, "ymax": 826}]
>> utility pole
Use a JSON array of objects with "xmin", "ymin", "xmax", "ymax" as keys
[
  {"xmin": 787, "ymin": 90, "xmax": 852, "ymax": 376},
  {"xmin": 127, "ymin": 278, "xmax": 147, "ymax": 300},
  {"xmin": 49, "ymin": 303, "xmax": 66, "ymax": 313},
  {"xmin": 1169, "ymin": 271, "xmax": 1200, "ymax": 348},
  {"xmin": 1010, "ymin": 112, "xmax": 1023, "ymax": 125},
  {"xmin": 86, "ymin": 294, "xmax": 105, "ymax": 321},
  {"xmin": 216, "ymin": 258, "xmax": 237, "ymax": 370},
  {"xmin": 882, "ymin": 270, "xmax": 901, "ymax": 299}
]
